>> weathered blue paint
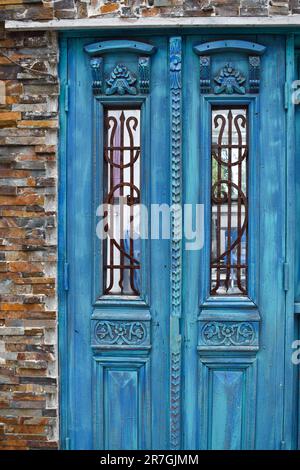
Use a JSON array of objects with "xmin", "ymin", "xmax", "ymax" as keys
[
  {"xmin": 194, "ymin": 39, "xmax": 266, "ymax": 56},
  {"xmin": 183, "ymin": 33, "xmax": 295, "ymax": 450},
  {"xmin": 294, "ymin": 47, "xmax": 300, "ymax": 451},
  {"xmin": 60, "ymin": 35, "xmax": 170, "ymax": 450},
  {"xmin": 295, "ymin": 49, "xmax": 300, "ymax": 310},
  {"xmin": 284, "ymin": 34, "xmax": 297, "ymax": 451},
  {"xmin": 59, "ymin": 31, "xmax": 299, "ymax": 450},
  {"xmin": 169, "ymin": 36, "xmax": 183, "ymax": 450},
  {"xmin": 84, "ymin": 39, "xmax": 157, "ymax": 56}
]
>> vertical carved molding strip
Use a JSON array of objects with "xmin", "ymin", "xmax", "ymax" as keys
[
  {"xmin": 138, "ymin": 56, "xmax": 151, "ymax": 94},
  {"xmin": 199, "ymin": 55, "xmax": 211, "ymax": 93},
  {"xmin": 169, "ymin": 36, "xmax": 182, "ymax": 451},
  {"xmin": 249, "ymin": 55, "xmax": 261, "ymax": 93},
  {"xmin": 90, "ymin": 57, "xmax": 103, "ymax": 95}
]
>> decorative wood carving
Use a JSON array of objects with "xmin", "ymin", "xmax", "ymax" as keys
[
  {"xmin": 194, "ymin": 40, "xmax": 266, "ymax": 95},
  {"xmin": 249, "ymin": 56, "xmax": 261, "ymax": 93},
  {"xmin": 202, "ymin": 321, "xmax": 256, "ymax": 346},
  {"xmin": 90, "ymin": 57, "xmax": 103, "ymax": 95},
  {"xmin": 199, "ymin": 56, "xmax": 211, "ymax": 93},
  {"xmin": 84, "ymin": 40, "xmax": 156, "ymax": 95},
  {"xmin": 214, "ymin": 63, "xmax": 246, "ymax": 95},
  {"xmin": 198, "ymin": 354, "xmax": 258, "ymax": 449},
  {"xmin": 198, "ymin": 320, "xmax": 259, "ymax": 351},
  {"xmin": 169, "ymin": 36, "xmax": 182, "ymax": 451},
  {"xmin": 105, "ymin": 64, "xmax": 137, "ymax": 96},
  {"xmin": 138, "ymin": 57, "xmax": 150, "ymax": 94},
  {"xmin": 94, "ymin": 320, "xmax": 148, "ymax": 346}
]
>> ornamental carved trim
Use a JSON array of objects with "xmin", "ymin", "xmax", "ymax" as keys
[
  {"xmin": 85, "ymin": 41, "xmax": 155, "ymax": 95},
  {"xmin": 195, "ymin": 40, "xmax": 265, "ymax": 95},
  {"xmin": 169, "ymin": 36, "xmax": 182, "ymax": 451},
  {"xmin": 201, "ymin": 321, "xmax": 257, "ymax": 347},
  {"xmin": 214, "ymin": 63, "xmax": 246, "ymax": 95},
  {"xmin": 94, "ymin": 320, "xmax": 147, "ymax": 345},
  {"xmin": 105, "ymin": 64, "xmax": 137, "ymax": 96}
]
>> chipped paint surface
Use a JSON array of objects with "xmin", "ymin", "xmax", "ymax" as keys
[{"xmin": 0, "ymin": 0, "xmax": 299, "ymax": 452}]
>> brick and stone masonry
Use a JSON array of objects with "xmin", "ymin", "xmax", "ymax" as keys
[
  {"xmin": 0, "ymin": 19, "xmax": 58, "ymax": 449},
  {"xmin": 0, "ymin": 0, "xmax": 298, "ymax": 451}
]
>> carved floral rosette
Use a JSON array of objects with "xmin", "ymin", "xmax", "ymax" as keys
[
  {"xmin": 195, "ymin": 40, "xmax": 266, "ymax": 95},
  {"xmin": 85, "ymin": 40, "xmax": 156, "ymax": 95},
  {"xmin": 92, "ymin": 320, "xmax": 150, "ymax": 348},
  {"xmin": 199, "ymin": 321, "xmax": 259, "ymax": 350}
]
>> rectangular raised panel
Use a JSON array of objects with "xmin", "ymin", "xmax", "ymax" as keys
[
  {"xmin": 198, "ymin": 355, "xmax": 257, "ymax": 450},
  {"xmin": 93, "ymin": 358, "xmax": 151, "ymax": 449},
  {"xmin": 105, "ymin": 369, "xmax": 138, "ymax": 449},
  {"xmin": 91, "ymin": 318, "xmax": 151, "ymax": 350},
  {"xmin": 210, "ymin": 369, "xmax": 244, "ymax": 449},
  {"xmin": 198, "ymin": 320, "xmax": 259, "ymax": 352}
]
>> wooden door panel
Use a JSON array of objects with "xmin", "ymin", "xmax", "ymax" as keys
[
  {"xmin": 183, "ymin": 34, "xmax": 288, "ymax": 450},
  {"xmin": 64, "ymin": 36, "xmax": 170, "ymax": 450},
  {"xmin": 61, "ymin": 33, "xmax": 296, "ymax": 450}
]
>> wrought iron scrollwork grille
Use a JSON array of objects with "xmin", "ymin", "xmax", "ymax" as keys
[
  {"xmin": 210, "ymin": 106, "xmax": 248, "ymax": 296},
  {"xmin": 103, "ymin": 108, "xmax": 141, "ymax": 296}
]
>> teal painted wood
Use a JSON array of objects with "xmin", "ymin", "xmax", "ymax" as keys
[
  {"xmin": 62, "ymin": 35, "xmax": 171, "ymax": 450},
  {"xmin": 210, "ymin": 370, "xmax": 244, "ymax": 449},
  {"xmin": 169, "ymin": 36, "xmax": 183, "ymax": 451},
  {"xmin": 183, "ymin": 33, "xmax": 290, "ymax": 450},
  {"xmin": 84, "ymin": 39, "xmax": 157, "ymax": 56},
  {"xmin": 198, "ymin": 355, "xmax": 257, "ymax": 449},
  {"xmin": 93, "ymin": 357, "xmax": 151, "ymax": 449},
  {"xmin": 59, "ymin": 31, "xmax": 299, "ymax": 450},
  {"xmin": 283, "ymin": 34, "xmax": 297, "ymax": 451},
  {"xmin": 194, "ymin": 39, "xmax": 266, "ymax": 56},
  {"xmin": 68, "ymin": 37, "xmax": 94, "ymax": 449},
  {"xmin": 295, "ymin": 49, "xmax": 300, "ymax": 450}
]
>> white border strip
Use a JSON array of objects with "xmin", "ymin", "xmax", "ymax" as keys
[{"xmin": 5, "ymin": 15, "xmax": 300, "ymax": 31}]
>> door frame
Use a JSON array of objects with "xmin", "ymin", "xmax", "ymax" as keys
[
  {"xmin": 58, "ymin": 35, "xmax": 69, "ymax": 450},
  {"xmin": 58, "ymin": 30, "xmax": 298, "ymax": 450}
]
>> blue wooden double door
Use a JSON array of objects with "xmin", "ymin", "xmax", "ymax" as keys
[{"xmin": 61, "ymin": 33, "xmax": 296, "ymax": 449}]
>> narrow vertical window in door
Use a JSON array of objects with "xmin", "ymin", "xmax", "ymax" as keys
[
  {"xmin": 210, "ymin": 106, "xmax": 248, "ymax": 295},
  {"xmin": 103, "ymin": 108, "xmax": 141, "ymax": 296}
]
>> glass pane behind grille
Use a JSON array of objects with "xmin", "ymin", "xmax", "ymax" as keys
[
  {"xmin": 103, "ymin": 109, "xmax": 141, "ymax": 296},
  {"xmin": 210, "ymin": 107, "xmax": 248, "ymax": 296}
]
